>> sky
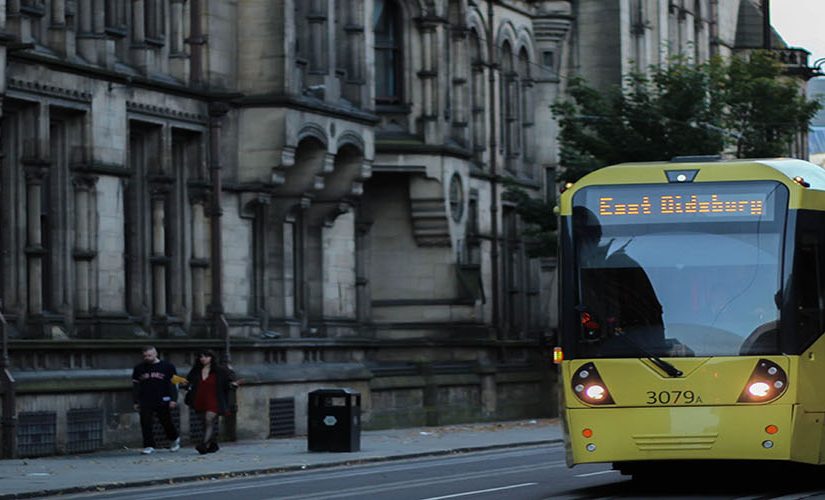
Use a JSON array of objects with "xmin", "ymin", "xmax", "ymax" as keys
[{"xmin": 770, "ymin": 0, "xmax": 825, "ymax": 70}]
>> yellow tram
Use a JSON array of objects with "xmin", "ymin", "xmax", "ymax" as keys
[{"xmin": 556, "ymin": 157, "xmax": 825, "ymax": 475}]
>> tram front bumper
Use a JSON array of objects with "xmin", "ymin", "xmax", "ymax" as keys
[{"xmin": 565, "ymin": 405, "xmax": 816, "ymax": 465}]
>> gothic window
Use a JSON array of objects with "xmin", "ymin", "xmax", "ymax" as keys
[
  {"xmin": 307, "ymin": 0, "xmax": 328, "ymax": 74},
  {"xmin": 126, "ymin": 124, "xmax": 166, "ymax": 318},
  {"xmin": 499, "ymin": 41, "xmax": 516, "ymax": 171},
  {"xmin": 466, "ymin": 191, "xmax": 481, "ymax": 266},
  {"xmin": 170, "ymin": 130, "xmax": 203, "ymax": 318},
  {"xmin": 39, "ymin": 152, "xmax": 54, "ymax": 312},
  {"xmin": 336, "ymin": 0, "xmax": 367, "ymax": 105},
  {"xmin": 518, "ymin": 48, "xmax": 533, "ymax": 172},
  {"xmin": 503, "ymin": 206, "xmax": 525, "ymax": 338},
  {"xmin": 374, "ymin": 0, "xmax": 402, "ymax": 104},
  {"xmin": 43, "ymin": 114, "xmax": 82, "ymax": 315}
]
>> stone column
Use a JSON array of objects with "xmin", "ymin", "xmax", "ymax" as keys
[
  {"xmin": 305, "ymin": 220, "xmax": 323, "ymax": 324},
  {"xmin": 79, "ymin": 0, "xmax": 92, "ymax": 33},
  {"xmin": 25, "ymin": 168, "xmax": 47, "ymax": 315},
  {"xmin": 50, "ymin": 0, "xmax": 65, "ymax": 23},
  {"xmin": 308, "ymin": 0, "xmax": 327, "ymax": 73},
  {"xmin": 72, "ymin": 175, "xmax": 98, "ymax": 314},
  {"xmin": 511, "ymin": 73, "xmax": 520, "ymax": 158},
  {"xmin": 451, "ymin": 26, "xmax": 469, "ymax": 145},
  {"xmin": 187, "ymin": 0, "xmax": 204, "ymax": 86},
  {"xmin": 418, "ymin": 18, "xmax": 439, "ymax": 142},
  {"xmin": 76, "ymin": 0, "xmax": 97, "ymax": 62},
  {"xmin": 282, "ymin": 198, "xmax": 310, "ymax": 335},
  {"xmin": 354, "ymin": 219, "xmax": 371, "ymax": 324},
  {"xmin": 92, "ymin": 0, "xmax": 107, "ymax": 64},
  {"xmin": 170, "ymin": 0, "xmax": 185, "ymax": 53},
  {"xmin": 341, "ymin": 0, "xmax": 365, "ymax": 106},
  {"xmin": 521, "ymin": 79, "xmax": 535, "ymax": 172},
  {"xmin": 471, "ymin": 62, "xmax": 485, "ymax": 157},
  {"xmin": 189, "ymin": 189, "xmax": 208, "ymax": 320},
  {"xmin": 265, "ymin": 200, "xmax": 292, "ymax": 323},
  {"xmin": 130, "ymin": 0, "xmax": 149, "ymax": 72},
  {"xmin": 150, "ymin": 187, "xmax": 168, "ymax": 318},
  {"xmin": 169, "ymin": 0, "xmax": 188, "ymax": 78}
]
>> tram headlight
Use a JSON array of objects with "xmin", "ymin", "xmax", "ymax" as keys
[
  {"xmin": 747, "ymin": 382, "xmax": 771, "ymax": 398},
  {"xmin": 572, "ymin": 363, "xmax": 615, "ymax": 405},
  {"xmin": 738, "ymin": 359, "xmax": 788, "ymax": 403}
]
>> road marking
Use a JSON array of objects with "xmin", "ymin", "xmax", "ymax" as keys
[
  {"xmin": 574, "ymin": 470, "xmax": 618, "ymax": 478},
  {"xmin": 417, "ymin": 482, "xmax": 539, "ymax": 500}
]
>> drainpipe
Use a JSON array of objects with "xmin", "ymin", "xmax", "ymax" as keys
[
  {"xmin": 762, "ymin": 0, "xmax": 771, "ymax": 50},
  {"xmin": 0, "ymin": 308, "xmax": 15, "ymax": 459},
  {"xmin": 208, "ymin": 102, "xmax": 236, "ymax": 441},
  {"xmin": 487, "ymin": 0, "xmax": 500, "ymax": 338},
  {"xmin": 208, "ymin": 103, "xmax": 228, "ymax": 354}
]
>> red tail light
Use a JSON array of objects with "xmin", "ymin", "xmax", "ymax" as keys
[
  {"xmin": 572, "ymin": 362, "xmax": 615, "ymax": 405},
  {"xmin": 737, "ymin": 359, "xmax": 787, "ymax": 403}
]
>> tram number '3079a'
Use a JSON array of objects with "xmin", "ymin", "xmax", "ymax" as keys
[{"xmin": 645, "ymin": 390, "xmax": 703, "ymax": 405}]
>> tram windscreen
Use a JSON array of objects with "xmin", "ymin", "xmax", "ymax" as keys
[{"xmin": 571, "ymin": 181, "xmax": 787, "ymax": 358}]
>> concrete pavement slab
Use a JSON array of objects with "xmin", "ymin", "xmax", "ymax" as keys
[{"xmin": 0, "ymin": 418, "xmax": 562, "ymax": 499}]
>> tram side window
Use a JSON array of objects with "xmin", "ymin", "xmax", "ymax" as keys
[{"xmin": 793, "ymin": 213, "xmax": 825, "ymax": 349}]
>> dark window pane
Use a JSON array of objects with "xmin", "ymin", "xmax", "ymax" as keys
[{"xmin": 373, "ymin": 0, "xmax": 400, "ymax": 102}]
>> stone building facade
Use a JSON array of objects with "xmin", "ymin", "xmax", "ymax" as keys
[{"xmin": 0, "ymin": 0, "xmax": 811, "ymax": 455}]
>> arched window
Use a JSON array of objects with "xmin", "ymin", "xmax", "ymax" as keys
[
  {"xmin": 518, "ymin": 48, "xmax": 534, "ymax": 173},
  {"xmin": 499, "ymin": 41, "xmax": 516, "ymax": 171},
  {"xmin": 374, "ymin": 0, "xmax": 403, "ymax": 104},
  {"xmin": 469, "ymin": 29, "xmax": 486, "ymax": 161}
]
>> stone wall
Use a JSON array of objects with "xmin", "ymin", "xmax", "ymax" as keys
[{"xmin": 1, "ymin": 341, "xmax": 556, "ymax": 454}]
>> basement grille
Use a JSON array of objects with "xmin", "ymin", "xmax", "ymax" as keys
[
  {"xmin": 17, "ymin": 411, "xmax": 57, "ymax": 457},
  {"xmin": 66, "ymin": 408, "xmax": 104, "ymax": 453},
  {"xmin": 269, "ymin": 398, "xmax": 295, "ymax": 437}
]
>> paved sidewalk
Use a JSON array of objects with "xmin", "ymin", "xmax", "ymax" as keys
[{"xmin": 0, "ymin": 418, "xmax": 562, "ymax": 499}]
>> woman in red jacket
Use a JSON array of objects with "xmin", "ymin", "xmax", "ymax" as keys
[{"xmin": 185, "ymin": 349, "xmax": 236, "ymax": 454}]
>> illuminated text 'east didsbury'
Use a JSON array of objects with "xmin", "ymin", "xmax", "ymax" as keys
[{"xmin": 598, "ymin": 194, "xmax": 765, "ymax": 217}]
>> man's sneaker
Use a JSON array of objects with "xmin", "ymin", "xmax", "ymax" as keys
[
  {"xmin": 141, "ymin": 447, "xmax": 155, "ymax": 455},
  {"xmin": 169, "ymin": 437, "xmax": 181, "ymax": 452}
]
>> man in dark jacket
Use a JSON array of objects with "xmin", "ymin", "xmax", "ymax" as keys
[{"xmin": 132, "ymin": 346, "xmax": 180, "ymax": 454}]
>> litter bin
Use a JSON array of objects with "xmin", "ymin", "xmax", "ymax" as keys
[{"xmin": 307, "ymin": 388, "xmax": 361, "ymax": 452}]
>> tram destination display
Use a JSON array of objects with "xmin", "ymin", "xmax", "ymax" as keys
[{"xmin": 574, "ymin": 182, "xmax": 780, "ymax": 225}]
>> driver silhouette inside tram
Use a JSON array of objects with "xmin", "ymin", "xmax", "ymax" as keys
[{"xmin": 574, "ymin": 206, "xmax": 668, "ymax": 355}]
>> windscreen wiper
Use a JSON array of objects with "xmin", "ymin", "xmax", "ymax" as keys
[
  {"xmin": 648, "ymin": 355, "xmax": 683, "ymax": 378},
  {"xmin": 614, "ymin": 331, "xmax": 683, "ymax": 378}
]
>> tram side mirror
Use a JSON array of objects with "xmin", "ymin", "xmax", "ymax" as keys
[{"xmin": 774, "ymin": 291, "xmax": 782, "ymax": 309}]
